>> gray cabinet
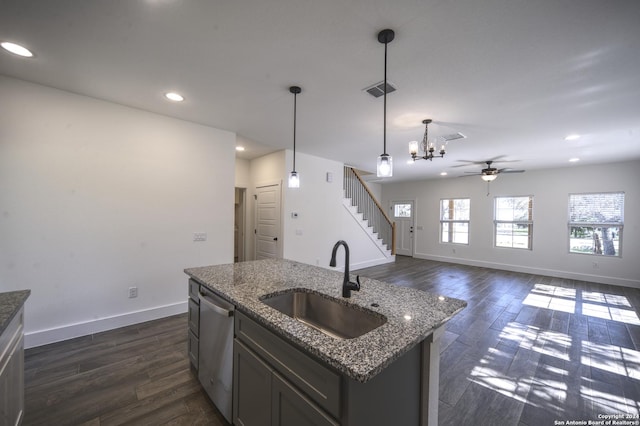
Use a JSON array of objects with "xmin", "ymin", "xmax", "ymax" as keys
[
  {"xmin": 233, "ymin": 340, "xmax": 273, "ymax": 426},
  {"xmin": 272, "ymin": 372, "xmax": 339, "ymax": 426},
  {"xmin": 187, "ymin": 279, "xmax": 200, "ymax": 370},
  {"xmin": 233, "ymin": 310, "xmax": 432, "ymax": 426},
  {"xmin": 0, "ymin": 306, "xmax": 25, "ymax": 426},
  {"xmin": 234, "ymin": 312, "xmax": 340, "ymax": 426}
]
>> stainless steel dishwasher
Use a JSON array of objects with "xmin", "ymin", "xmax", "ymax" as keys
[{"xmin": 198, "ymin": 286, "xmax": 234, "ymax": 423}]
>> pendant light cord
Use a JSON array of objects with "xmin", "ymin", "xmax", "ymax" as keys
[
  {"xmin": 383, "ymin": 38, "xmax": 388, "ymax": 155},
  {"xmin": 293, "ymin": 91, "xmax": 297, "ymax": 171}
]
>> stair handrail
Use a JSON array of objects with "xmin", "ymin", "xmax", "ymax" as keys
[{"xmin": 344, "ymin": 166, "xmax": 396, "ymax": 255}]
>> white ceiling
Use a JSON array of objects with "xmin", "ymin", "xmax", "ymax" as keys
[{"xmin": 1, "ymin": 0, "xmax": 639, "ymax": 182}]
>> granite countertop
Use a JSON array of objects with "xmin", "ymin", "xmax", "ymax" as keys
[
  {"xmin": 185, "ymin": 258, "xmax": 466, "ymax": 383},
  {"xmin": 0, "ymin": 290, "xmax": 30, "ymax": 335}
]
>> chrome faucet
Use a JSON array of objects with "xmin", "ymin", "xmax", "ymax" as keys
[{"xmin": 329, "ymin": 240, "xmax": 361, "ymax": 298}]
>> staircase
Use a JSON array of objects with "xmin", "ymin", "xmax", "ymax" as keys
[{"xmin": 343, "ymin": 166, "xmax": 395, "ymax": 258}]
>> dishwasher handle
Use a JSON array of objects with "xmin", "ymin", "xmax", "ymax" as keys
[{"xmin": 199, "ymin": 291, "xmax": 234, "ymax": 317}]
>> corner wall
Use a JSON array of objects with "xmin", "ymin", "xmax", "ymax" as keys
[
  {"xmin": 0, "ymin": 76, "xmax": 236, "ymax": 347},
  {"xmin": 282, "ymin": 151, "xmax": 392, "ymax": 270},
  {"xmin": 381, "ymin": 161, "xmax": 640, "ymax": 288}
]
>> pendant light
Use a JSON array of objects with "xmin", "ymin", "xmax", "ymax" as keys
[
  {"xmin": 288, "ymin": 86, "xmax": 301, "ymax": 188},
  {"xmin": 376, "ymin": 29, "xmax": 395, "ymax": 178}
]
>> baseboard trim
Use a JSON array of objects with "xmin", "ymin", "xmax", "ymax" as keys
[
  {"xmin": 352, "ymin": 255, "xmax": 396, "ymax": 271},
  {"xmin": 24, "ymin": 301, "xmax": 188, "ymax": 349},
  {"xmin": 413, "ymin": 253, "xmax": 640, "ymax": 289}
]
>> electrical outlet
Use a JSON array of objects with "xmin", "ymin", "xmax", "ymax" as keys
[{"xmin": 128, "ymin": 286, "xmax": 138, "ymax": 298}]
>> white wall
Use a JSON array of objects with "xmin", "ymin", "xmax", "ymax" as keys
[
  {"xmin": 283, "ymin": 151, "xmax": 392, "ymax": 270},
  {"xmin": 235, "ymin": 157, "xmax": 251, "ymax": 188},
  {"xmin": 381, "ymin": 160, "xmax": 640, "ymax": 288},
  {"xmin": 0, "ymin": 76, "xmax": 236, "ymax": 347}
]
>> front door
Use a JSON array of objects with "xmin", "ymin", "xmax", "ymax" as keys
[
  {"xmin": 392, "ymin": 200, "xmax": 415, "ymax": 257},
  {"xmin": 254, "ymin": 183, "xmax": 282, "ymax": 260}
]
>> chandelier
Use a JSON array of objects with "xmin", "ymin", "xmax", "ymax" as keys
[{"xmin": 409, "ymin": 119, "xmax": 446, "ymax": 162}]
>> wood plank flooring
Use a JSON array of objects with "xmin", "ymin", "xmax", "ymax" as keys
[{"xmin": 23, "ymin": 256, "xmax": 640, "ymax": 425}]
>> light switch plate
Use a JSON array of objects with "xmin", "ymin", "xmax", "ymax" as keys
[{"xmin": 193, "ymin": 232, "xmax": 207, "ymax": 242}]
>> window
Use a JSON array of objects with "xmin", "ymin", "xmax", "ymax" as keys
[
  {"xmin": 569, "ymin": 192, "xmax": 624, "ymax": 256},
  {"xmin": 394, "ymin": 203, "xmax": 412, "ymax": 218},
  {"xmin": 494, "ymin": 196, "xmax": 533, "ymax": 249},
  {"xmin": 440, "ymin": 198, "xmax": 470, "ymax": 244}
]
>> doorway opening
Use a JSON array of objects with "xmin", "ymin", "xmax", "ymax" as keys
[{"xmin": 234, "ymin": 187, "xmax": 246, "ymax": 263}]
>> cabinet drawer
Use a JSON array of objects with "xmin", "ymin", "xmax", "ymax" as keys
[
  {"xmin": 235, "ymin": 311, "xmax": 341, "ymax": 418},
  {"xmin": 188, "ymin": 298, "xmax": 200, "ymax": 336},
  {"xmin": 188, "ymin": 279, "xmax": 200, "ymax": 303},
  {"xmin": 188, "ymin": 329, "xmax": 199, "ymax": 369}
]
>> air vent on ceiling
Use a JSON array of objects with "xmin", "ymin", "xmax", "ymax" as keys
[
  {"xmin": 363, "ymin": 81, "xmax": 397, "ymax": 98},
  {"xmin": 442, "ymin": 132, "xmax": 467, "ymax": 142}
]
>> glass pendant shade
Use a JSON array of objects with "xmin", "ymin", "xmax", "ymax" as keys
[
  {"xmin": 377, "ymin": 154, "xmax": 393, "ymax": 177},
  {"xmin": 409, "ymin": 141, "xmax": 419, "ymax": 156},
  {"xmin": 288, "ymin": 171, "xmax": 300, "ymax": 188},
  {"xmin": 481, "ymin": 174, "xmax": 498, "ymax": 182}
]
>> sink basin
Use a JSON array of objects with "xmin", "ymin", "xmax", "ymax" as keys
[{"xmin": 260, "ymin": 290, "xmax": 386, "ymax": 339}]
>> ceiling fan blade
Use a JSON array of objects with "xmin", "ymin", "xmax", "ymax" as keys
[
  {"xmin": 452, "ymin": 160, "xmax": 488, "ymax": 168},
  {"xmin": 500, "ymin": 169, "xmax": 525, "ymax": 173}
]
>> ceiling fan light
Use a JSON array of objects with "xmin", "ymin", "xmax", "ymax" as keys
[
  {"xmin": 377, "ymin": 154, "xmax": 393, "ymax": 177},
  {"xmin": 481, "ymin": 174, "xmax": 498, "ymax": 182}
]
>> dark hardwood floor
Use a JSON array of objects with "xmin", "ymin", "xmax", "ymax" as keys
[{"xmin": 23, "ymin": 257, "xmax": 640, "ymax": 425}]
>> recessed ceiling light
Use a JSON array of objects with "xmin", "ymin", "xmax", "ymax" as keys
[
  {"xmin": 565, "ymin": 134, "xmax": 580, "ymax": 141},
  {"xmin": 236, "ymin": 146, "xmax": 245, "ymax": 152},
  {"xmin": 1, "ymin": 41, "xmax": 34, "ymax": 57},
  {"xmin": 569, "ymin": 158, "xmax": 580, "ymax": 162},
  {"xmin": 440, "ymin": 171, "xmax": 448, "ymax": 176},
  {"xmin": 164, "ymin": 92, "xmax": 184, "ymax": 102}
]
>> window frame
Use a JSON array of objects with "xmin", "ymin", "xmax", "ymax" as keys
[
  {"xmin": 439, "ymin": 198, "xmax": 470, "ymax": 245},
  {"xmin": 568, "ymin": 192, "xmax": 624, "ymax": 257},
  {"xmin": 493, "ymin": 195, "xmax": 534, "ymax": 250}
]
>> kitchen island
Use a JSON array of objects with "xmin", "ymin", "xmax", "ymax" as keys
[{"xmin": 185, "ymin": 259, "xmax": 466, "ymax": 426}]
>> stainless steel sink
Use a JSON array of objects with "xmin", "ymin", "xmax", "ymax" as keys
[{"xmin": 260, "ymin": 290, "xmax": 386, "ymax": 339}]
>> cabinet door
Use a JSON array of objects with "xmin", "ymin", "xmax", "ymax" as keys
[
  {"xmin": 0, "ymin": 320, "xmax": 25, "ymax": 426},
  {"xmin": 188, "ymin": 330, "xmax": 199, "ymax": 369},
  {"xmin": 272, "ymin": 372, "xmax": 339, "ymax": 426},
  {"xmin": 188, "ymin": 298, "xmax": 199, "ymax": 336},
  {"xmin": 233, "ymin": 340, "xmax": 273, "ymax": 426}
]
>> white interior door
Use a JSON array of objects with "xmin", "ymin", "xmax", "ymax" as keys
[
  {"xmin": 392, "ymin": 200, "xmax": 415, "ymax": 257},
  {"xmin": 254, "ymin": 183, "xmax": 282, "ymax": 260}
]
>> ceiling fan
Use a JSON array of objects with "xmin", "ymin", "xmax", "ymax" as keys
[{"xmin": 463, "ymin": 160, "xmax": 525, "ymax": 181}]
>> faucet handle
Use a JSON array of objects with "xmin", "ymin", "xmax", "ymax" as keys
[{"xmin": 354, "ymin": 275, "xmax": 361, "ymax": 291}]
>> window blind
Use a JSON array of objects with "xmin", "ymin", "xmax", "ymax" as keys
[{"xmin": 569, "ymin": 192, "xmax": 624, "ymax": 224}]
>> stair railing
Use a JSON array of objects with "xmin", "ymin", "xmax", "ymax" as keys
[{"xmin": 343, "ymin": 166, "xmax": 396, "ymax": 254}]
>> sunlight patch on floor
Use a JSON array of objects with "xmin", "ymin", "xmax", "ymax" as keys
[
  {"xmin": 582, "ymin": 341, "xmax": 640, "ymax": 380},
  {"xmin": 522, "ymin": 285, "xmax": 640, "ymax": 325}
]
